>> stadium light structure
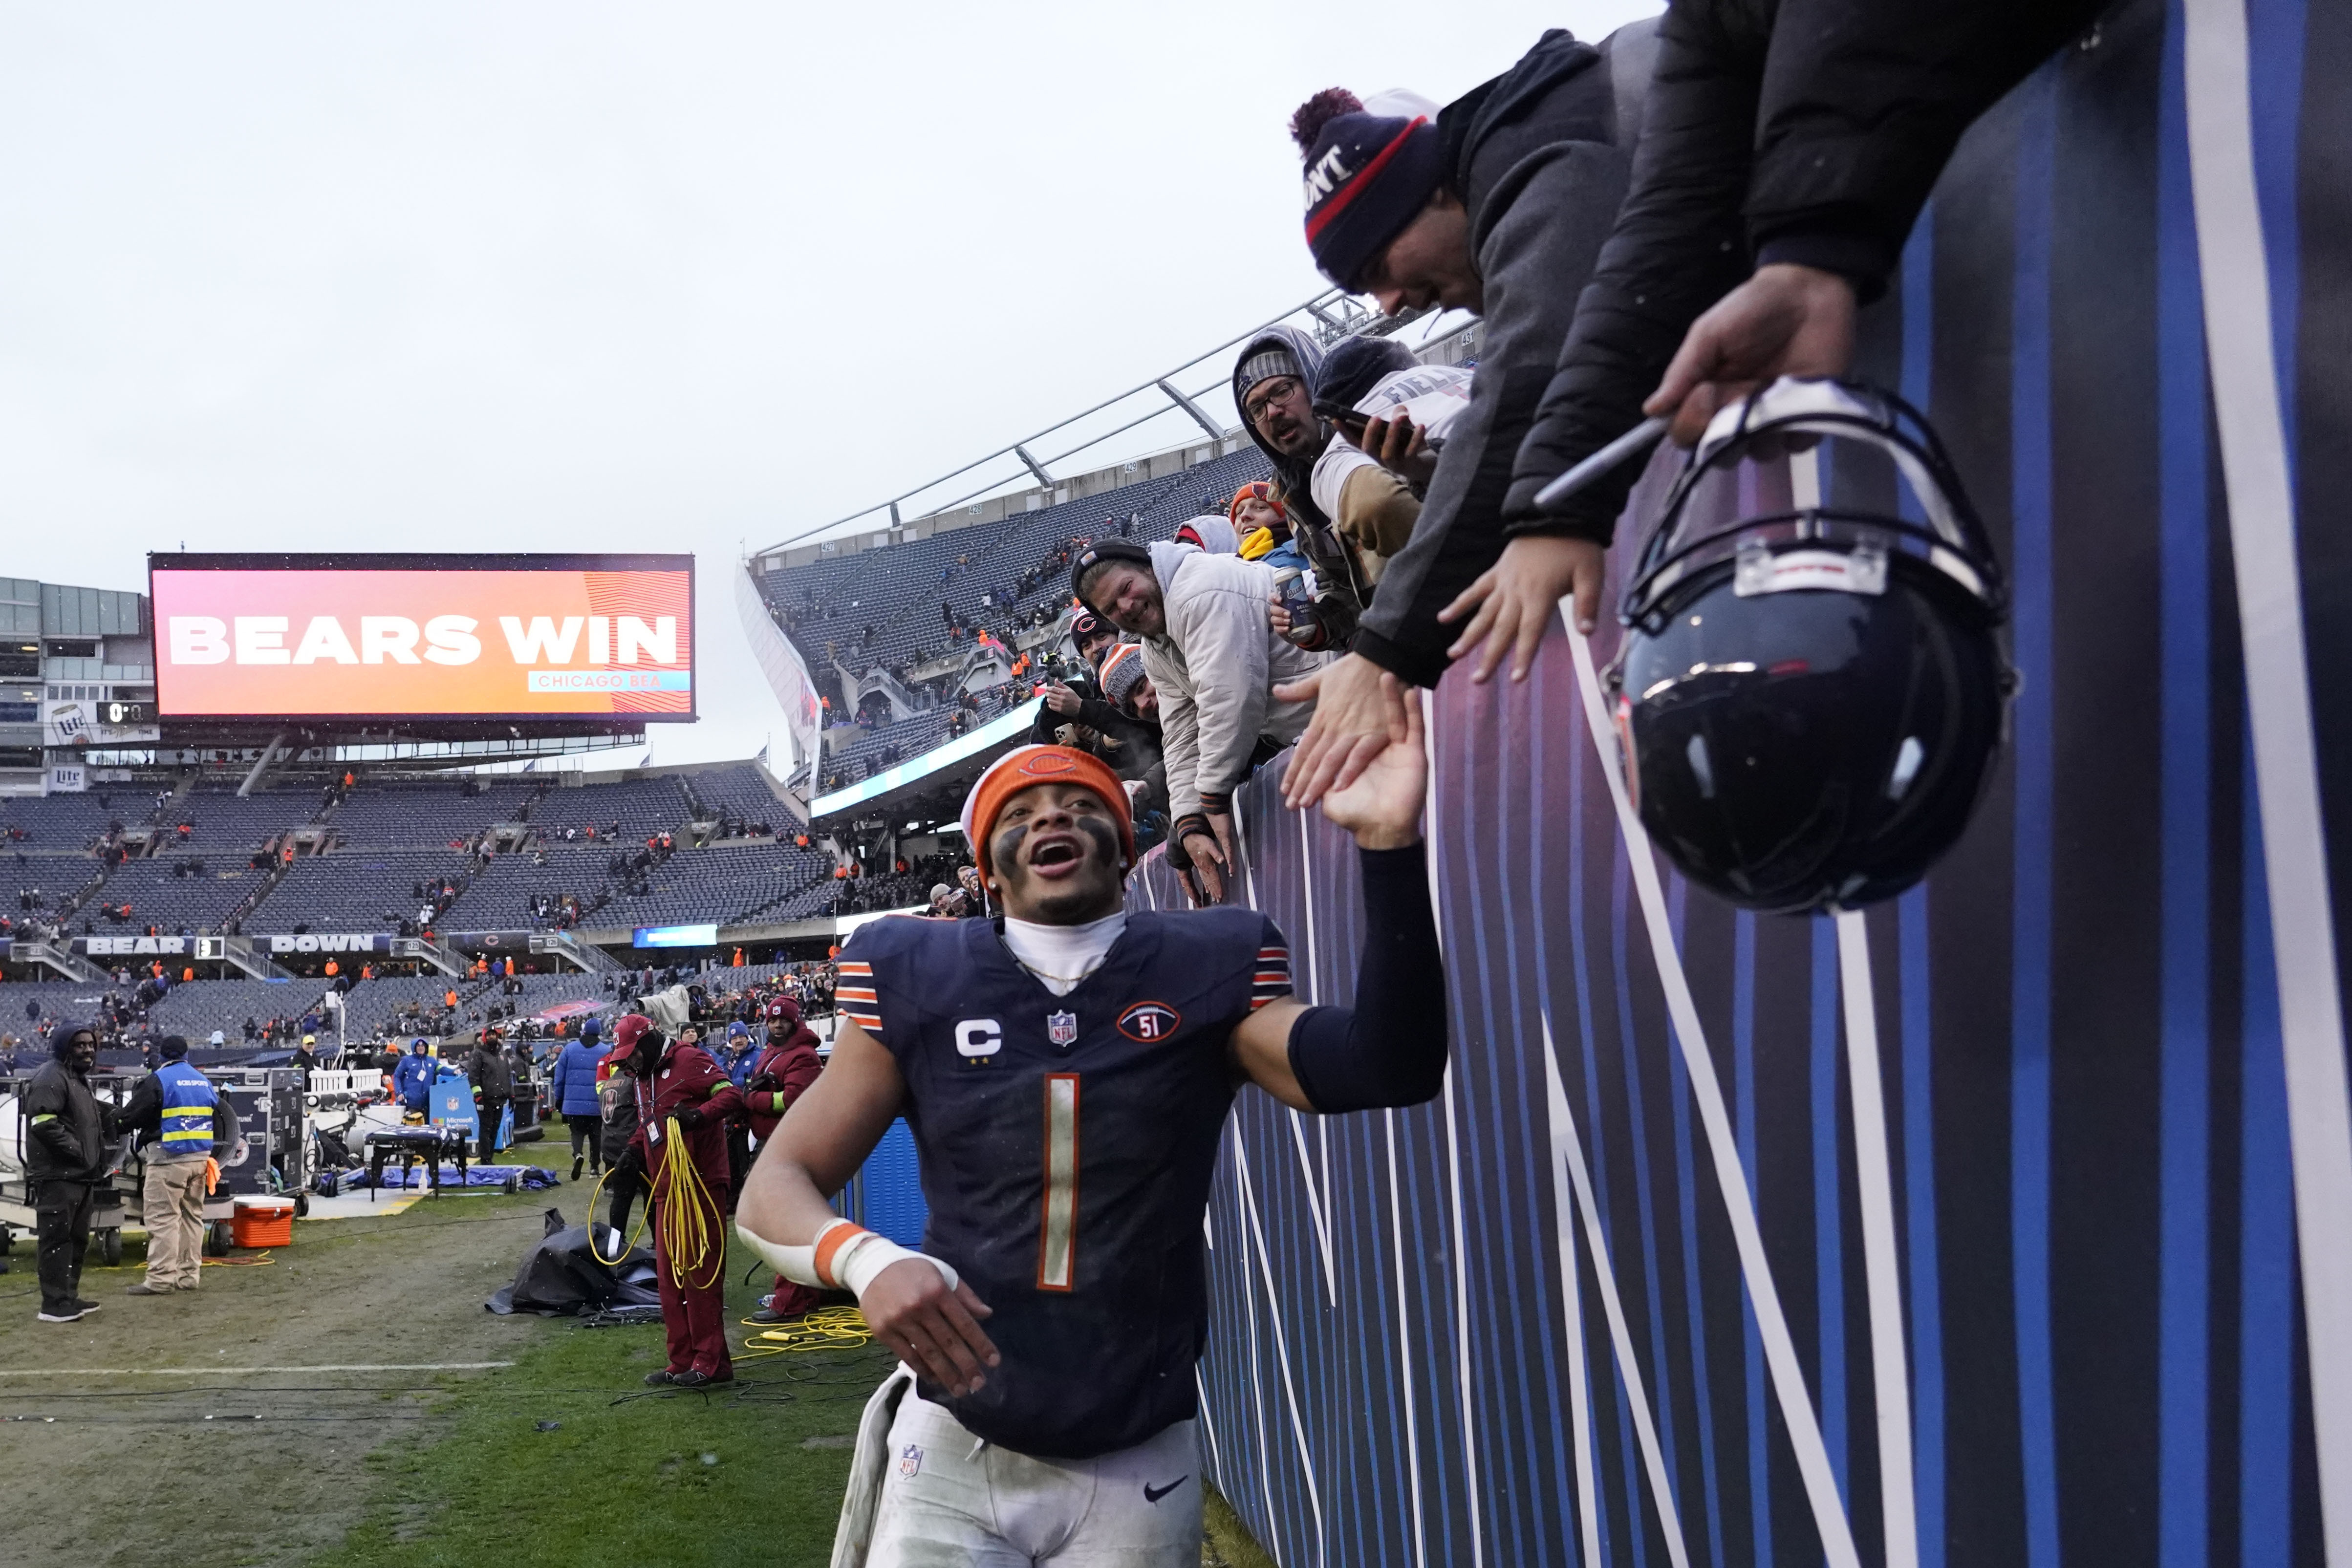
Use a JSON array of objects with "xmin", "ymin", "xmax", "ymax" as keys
[{"xmin": 753, "ymin": 290, "xmax": 1454, "ymax": 563}]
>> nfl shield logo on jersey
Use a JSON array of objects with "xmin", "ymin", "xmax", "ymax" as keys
[
  {"xmin": 898, "ymin": 1443, "xmax": 924, "ymax": 1478},
  {"xmin": 1047, "ymin": 1010, "xmax": 1078, "ymax": 1047}
]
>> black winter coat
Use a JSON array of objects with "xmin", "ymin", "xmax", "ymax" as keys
[
  {"xmin": 470, "ymin": 1046, "xmax": 515, "ymax": 1101},
  {"xmin": 1351, "ymin": 23, "xmax": 1656, "ymax": 686},
  {"xmin": 1504, "ymin": 0, "xmax": 2112, "ymax": 542},
  {"xmin": 23, "ymin": 1058, "xmax": 115, "ymax": 1184}
]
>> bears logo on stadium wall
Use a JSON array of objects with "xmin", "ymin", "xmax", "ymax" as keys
[{"xmin": 1117, "ymin": 1002, "xmax": 1181, "ymax": 1042}]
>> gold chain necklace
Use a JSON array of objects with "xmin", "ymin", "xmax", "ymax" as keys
[{"xmin": 1001, "ymin": 942, "xmax": 1107, "ymax": 989}]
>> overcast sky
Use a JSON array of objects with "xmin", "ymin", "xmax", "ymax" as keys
[{"xmin": 0, "ymin": 0, "xmax": 1657, "ymax": 771}]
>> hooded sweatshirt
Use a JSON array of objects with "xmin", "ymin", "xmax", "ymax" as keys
[
  {"xmin": 1171, "ymin": 516, "xmax": 1241, "ymax": 555},
  {"xmin": 1230, "ymin": 324, "xmax": 1391, "ymax": 630},
  {"xmin": 1137, "ymin": 541, "xmax": 1329, "ymax": 821},
  {"xmin": 1349, "ymin": 21, "xmax": 1657, "ymax": 686}
]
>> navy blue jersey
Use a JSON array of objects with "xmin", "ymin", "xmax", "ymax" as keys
[{"xmin": 836, "ymin": 906, "xmax": 1292, "ymax": 1459}]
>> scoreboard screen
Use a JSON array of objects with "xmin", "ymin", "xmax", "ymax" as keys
[{"xmin": 150, "ymin": 554, "xmax": 695, "ymax": 722}]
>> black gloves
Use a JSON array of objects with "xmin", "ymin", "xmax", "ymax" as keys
[{"xmin": 673, "ymin": 1106, "xmax": 707, "ymax": 1131}]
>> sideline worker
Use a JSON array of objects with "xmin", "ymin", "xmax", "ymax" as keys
[
  {"xmin": 393, "ymin": 1038, "xmax": 433, "ymax": 1116},
  {"xmin": 599, "ymin": 1036, "xmax": 644, "ymax": 1237},
  {"xmin": 604, "ymin": 1013, "xmax": 742, "ymax": 1388},
  {"xmin": 24, "ymin": 1020, "xmax": 115, "ymax": 1324},
  {"xmin": 120, "ymin": 1035, "xmax": 233, "ymax": 1295},
  {"xmin": 742, "ymin": 996, "xmax": 825, "ymax": 1326},
  {"xmin": 469, "ymin": 1031, "xmax": 513, "ymax": 1166}
]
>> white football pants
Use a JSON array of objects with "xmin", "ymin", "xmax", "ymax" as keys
[{"xmin": 865, "ymin": 1390, "xmax": 1201, "ymax": 1567}]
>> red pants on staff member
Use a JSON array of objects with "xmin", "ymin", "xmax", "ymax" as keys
[{"xmin": 652, "ymin": 1175, "xmax": 734, "ymax": 1381}]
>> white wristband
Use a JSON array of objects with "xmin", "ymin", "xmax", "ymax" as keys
[
  {"xmin": 832, "ymin": 1229, "xmax": 959, "ymax": 1300},
  {"xmin": 734, "ymin": 1215, "xmax": 958, "ymax": 1298}
]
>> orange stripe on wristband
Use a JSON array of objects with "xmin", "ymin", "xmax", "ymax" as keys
[{"xmin": 813, "ymin": 1222, "xmax": 872, "ymax": 1289}]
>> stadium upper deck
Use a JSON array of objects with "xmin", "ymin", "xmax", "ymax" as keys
[
  {"xmin": 0, "ymin": 760, "xmax": 839, "ymax": 952},
  {"xmin": 752, "ymin": 443, "xmax": 1274, "ymax": 810},
  {"xmin": 758, "ymin": 447, "xmax": 1272, "ymax": 683}
]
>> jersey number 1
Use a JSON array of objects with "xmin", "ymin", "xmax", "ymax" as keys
[{"xmin": 1037, "ymin": 1073, "xmax": 1079, "ymax": 1291}]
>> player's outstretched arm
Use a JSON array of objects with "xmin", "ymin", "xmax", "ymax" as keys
[
  {"xmin": 1232, "ymin": 674, "xmax": 1450, "ymax": 1112},
  {"xmin": 737, "ymin": 1021, "xmax": 1000, "ymax": 1396}
]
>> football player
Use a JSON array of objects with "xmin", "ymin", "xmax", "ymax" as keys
[{"xmin": 737, "ymin": 672, "xmax": 1445, "ymax": 1566}]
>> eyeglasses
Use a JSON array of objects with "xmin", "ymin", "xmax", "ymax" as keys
[{"xmin": 1244, "ymin": 377, "xmax": 1303, "ymax": 424}]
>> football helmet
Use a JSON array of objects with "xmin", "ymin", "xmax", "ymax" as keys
[{"xmin": 1604, "ymin": 378, "xmax": 2012, "ymax": 913}]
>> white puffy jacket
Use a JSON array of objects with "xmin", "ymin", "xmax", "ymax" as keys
[{"xmin": 1139, "ymin": 541, "xmax": 1330, "ymax": 822}]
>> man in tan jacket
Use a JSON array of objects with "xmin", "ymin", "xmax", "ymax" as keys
[{"xmin": 1072, "ymin": 538, "xmax": 1328, "ymax": 904}]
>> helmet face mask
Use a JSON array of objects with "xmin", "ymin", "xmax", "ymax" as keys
[{"xmin": 1606, "ymin": 379, "xmax": 2013, "ymax": 915}]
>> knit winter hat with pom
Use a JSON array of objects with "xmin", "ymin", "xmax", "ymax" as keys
[{"xmin": 1292, "ymin": 87, "xmax": 1447, "ymax": 291}]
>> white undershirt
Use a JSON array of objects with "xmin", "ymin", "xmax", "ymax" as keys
[{"xmin": 1000, "ymin": 910, "xmax": 1127, "ymax": 995}]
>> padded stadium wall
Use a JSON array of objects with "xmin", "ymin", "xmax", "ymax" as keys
[{"xmin": 1128, "ymin": 0, "xmax": 2352, "ymax": 1561}]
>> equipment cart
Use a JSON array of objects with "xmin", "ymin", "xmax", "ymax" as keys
[{"xmin": 0, "ymin": 1066, "xmax": 307, "ymax": 1263}]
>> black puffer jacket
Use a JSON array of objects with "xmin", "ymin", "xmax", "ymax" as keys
[
  {"xmin": 1350, "ymin": 21, "xmax": 1657, "ymax": 686},
  {"xmin": 470, "ymin": 1042, "xmax": 515, "ymax": 1101},
  {"xmin": 1503, "ymin": 0, "xmax": 2113, "ymax": 542}
]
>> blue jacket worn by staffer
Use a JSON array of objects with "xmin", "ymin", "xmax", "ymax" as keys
[{"xmin": 392, "ymin": 1045, "xmax": 434, "ymax": 1109}]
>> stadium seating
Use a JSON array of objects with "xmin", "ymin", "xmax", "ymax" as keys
[
  {"xmin": 340, "ymin": 974, "xmax": 465, "ymax": 1042},
  {"xmin": 454, "ymin": 846, "xmax": 625, "ymax": 929},
  {"xmin": 764, "ymin": 448, "xmax": 1273, "ymax": 795},
  {"xmin": 259, "ymin": 849, "xmax": 474, "ymax": 932},
  {"xmin": 680, "ymin": 764, "xmax": 788, "ymax": 830},
  {"xmin": 772, "ymin": 853, "xmax": 958, "ymax": 921},
  {"xmin": 0, "ymin": 790, "xmax": 150, "ymax": 849},
  {"xmin": 142, "ymin": 978, "xmax": 336, "ymax": 1043},
  {"xmin": 763, "ymin": 455, "xmax": 1270, "ymax": 680},
  {"xmin": 71, "ymin": 855, "xmax": 270, "ymax": 935},
  {"xmin": 153, "ymin": 782, "xmax": 324, "ymax": 852},
  {"xmin": 491, "ymin": 970, "xmax": 610, "ymax": 1011},
  {"xmin": 605, "ymin": 842, "xmax": 836, "ymax": 928},
  {"xmin": 522, "ymin": 775, "xmax": 691, "ymax": 837},
  {"xmin": 0, "ymin": 981, "xmax": 120, "ymax": 1049},
  {"xmin": 820, "ymin": 710, "xmax": 957, "ymax": 787},
  {"xmin": 327, "ymin": 781, "xmax": 531, "ymax": 847}
]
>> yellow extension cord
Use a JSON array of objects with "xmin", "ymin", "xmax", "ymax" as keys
[
  {"xmin": 587, "ymin": 1115, "xmax": 875, "ymax": 1359},
  {"xmin": 586, "ymin": 1115, "xmax": 725, "ymax": 1290},
  {"xmin": 586, "ymin": 1161, "xmax": 650, "ymax": 1267},
  {"xmin": 736, "ymin": 1303, "xmax": 870, "ymax": 1360},
  {"xmin": 652, "ymin": 1117, "xmax": 726, "ymax": 1292}
]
